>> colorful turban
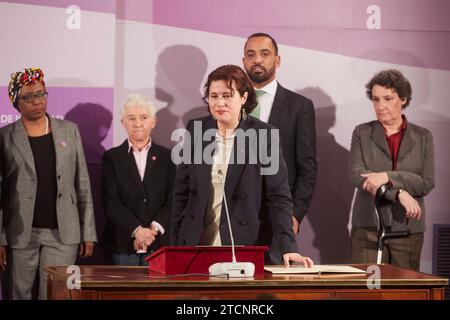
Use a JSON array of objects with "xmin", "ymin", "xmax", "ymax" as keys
[{"xmin": 8, "ymin": 68, "xmax": 45, "ymax": 109}]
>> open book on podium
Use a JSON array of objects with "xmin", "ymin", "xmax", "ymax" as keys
[
  {"xmin": 265, "ymin": 265, "xmax": 367, "ymax": 275},
  {"xmin": 145, "ymin": 246, "xmax": 268, "ymax": 275}
]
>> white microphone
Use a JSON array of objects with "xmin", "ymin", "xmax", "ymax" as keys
[{"xmin": 208, "ymin": 169, "xmax": 255, "ymax": 278}]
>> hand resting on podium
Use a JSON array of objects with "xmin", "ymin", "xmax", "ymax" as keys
[{"xmin": 283, "ymin": 253, "xmax": 314, "ymax": 268}]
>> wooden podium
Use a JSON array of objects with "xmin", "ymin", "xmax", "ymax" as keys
[
  {"xmin": 45, "ymin": 264, "xmax": 448, "ymax": 300},
  {"xmin": 145, "ymin": 246, "xmax": 268, "ymax": 275}
]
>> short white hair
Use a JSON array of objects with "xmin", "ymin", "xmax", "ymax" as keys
[{"xmin": 121, "ymin": 94, "xmax": 156, "ymax": 117}]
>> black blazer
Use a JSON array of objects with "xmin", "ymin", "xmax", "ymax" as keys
[
  {"xmin": 101, "ymin": 140, "xmax": 175, "ymax": 254},
  {"xmin": 171, "ymin": 115, "xmax": 298, "ymax": 262},
  {"xmin": 268, "ymin": 83, "xmax": 317, "ymax": 222}
]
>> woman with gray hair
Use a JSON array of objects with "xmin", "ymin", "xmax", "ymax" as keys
[
  {"xmin": 348, "ymin": 69, "xmax": 435, "ymax": 271},
  {"xmin": 101, "ymin": 93, "xmax": 175, "ymax": 266}
]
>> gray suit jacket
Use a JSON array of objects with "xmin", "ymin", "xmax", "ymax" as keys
[
  {"xmin": 0, "ymin": 116, "xmax": 97, "ymax": 248},
  {"xmin": 348, "ymin": 120, "xmax": 434, "ymax": 233}
]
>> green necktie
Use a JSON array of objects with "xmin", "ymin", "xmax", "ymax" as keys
[{"xmin": 251, "ymin": 89, "xmax": 265, "ymax": 119}]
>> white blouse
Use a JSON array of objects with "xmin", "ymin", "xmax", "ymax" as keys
[{"xmin": 199, "ymin": 131, "xmax": 235, "ymax": 246}]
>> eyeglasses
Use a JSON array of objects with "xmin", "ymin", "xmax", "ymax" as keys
[{"xmin": 18, "ymin": 91, "xmax": 48, "ymax": 103}]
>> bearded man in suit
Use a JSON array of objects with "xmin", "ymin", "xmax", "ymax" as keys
[{"xmin": 243, "ymin": 33, "xmax": 317, "ymax": 263}]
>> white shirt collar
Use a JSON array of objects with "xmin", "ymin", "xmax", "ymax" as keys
[
  {"xmin": 255, "ymin": 78, "xmax": 278, "ymax": 96},
  {"xmin": 127, "ymin": 138, "xmax": 152, "ymax": 153}
]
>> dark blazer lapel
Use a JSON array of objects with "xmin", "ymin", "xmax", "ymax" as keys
[
  {"xmin": 267, "ymin": 82, "xmax": 286, "ymax": 128},
  {"xmin": 195, "ymin": 116, "xmax": 216, "ymax": 192},
  {"xmin": 397, "ymin": 126, "xmax": 415, "ymax": 162},
  {"xmin": 370, "ymin": 121, "xmax": 391, "ymax": 158},
  {"xmin": 119, "ymin": 140, "xmax": 146, "ymax": 194},
  {"xmin": 11, "ymin": 120, "xmax": 36, "ymax": 177},
  {"xmin": 142, "ymin": 144, "xmax": 158, "ymax": 184}
]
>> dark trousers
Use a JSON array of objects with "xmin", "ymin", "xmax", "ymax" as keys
[
  {"xmin": 111, "ymin": 252, "xmax": 152, "ymax": 266},
  {"xmin": 351, "ymin": 227, "xmax": 424, "ymax": 271}
]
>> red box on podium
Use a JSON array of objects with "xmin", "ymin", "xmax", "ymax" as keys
[{"xmin": 145, "ymin": 246, "xmax": 268, "ymax": 275}]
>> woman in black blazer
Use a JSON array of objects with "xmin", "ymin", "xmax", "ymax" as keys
[{"xmin": 171, "ymin": 65, "xmax": 313, "ymax": 267}]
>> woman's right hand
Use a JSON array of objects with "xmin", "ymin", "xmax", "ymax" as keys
[{"xmin": 398, "ymin": 190, "xmax": 422, "ymax": 220}]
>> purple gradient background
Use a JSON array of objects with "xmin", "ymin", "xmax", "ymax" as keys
[
  {"xmin": 0, "ymin": 0, "xmax": 115, "ymax": 13},
  {"xmin": 4, "ymin": 0, "xmax": 449, "ymax": 70},
  {"xmin": 149, "ymin": 0, "xmax": 450, "ymax": 70}
]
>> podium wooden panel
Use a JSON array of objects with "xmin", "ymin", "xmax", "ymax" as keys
[{"xmin": 45, "ymin": 264, "xmax": 448, "ymax": 300}]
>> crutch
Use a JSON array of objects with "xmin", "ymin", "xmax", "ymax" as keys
[{"xmin": 374, "ymin": 184, "xmax": 411, "ymax": 264}]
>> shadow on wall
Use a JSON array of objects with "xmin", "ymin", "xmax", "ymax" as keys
[
  {"xmin": 65, "ymin": 103, "xmax": 113, "ymax": 165},
  {"xmin": 153, "ymin": 45, "xmax": 209, "ymax": 149},
  {"xmin": 65, "ymin": 103, "xmax": 113, "ymax": 265},
  {"xmin": 351, "ymin": 49, "xmax": 431, "ymax": 109},
  {"xmin": 299, "ymin": 87, "xmax": 353, "ymax": 264}
]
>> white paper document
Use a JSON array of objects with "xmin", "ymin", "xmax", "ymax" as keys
[{"xmin": 264, "ymin": 265, "xmax": 367, "ymax": 274}]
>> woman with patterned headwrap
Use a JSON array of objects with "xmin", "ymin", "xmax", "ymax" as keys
[{"xmin": 0, "ymin": 68, "xmax": 97, "ymax": 299}]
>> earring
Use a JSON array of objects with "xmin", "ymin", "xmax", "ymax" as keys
[{"xmin": 241, "ymin": 108, "xmax": 247, "ymax": 120}]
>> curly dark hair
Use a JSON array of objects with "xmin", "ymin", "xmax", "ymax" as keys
[
  {"xmin": 365, "ymin": 69, "xmax": 412, "ymax": 108},
  {"xmin": 202, "ymin": 64, "xmax": 257, "ymax": 114}
]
